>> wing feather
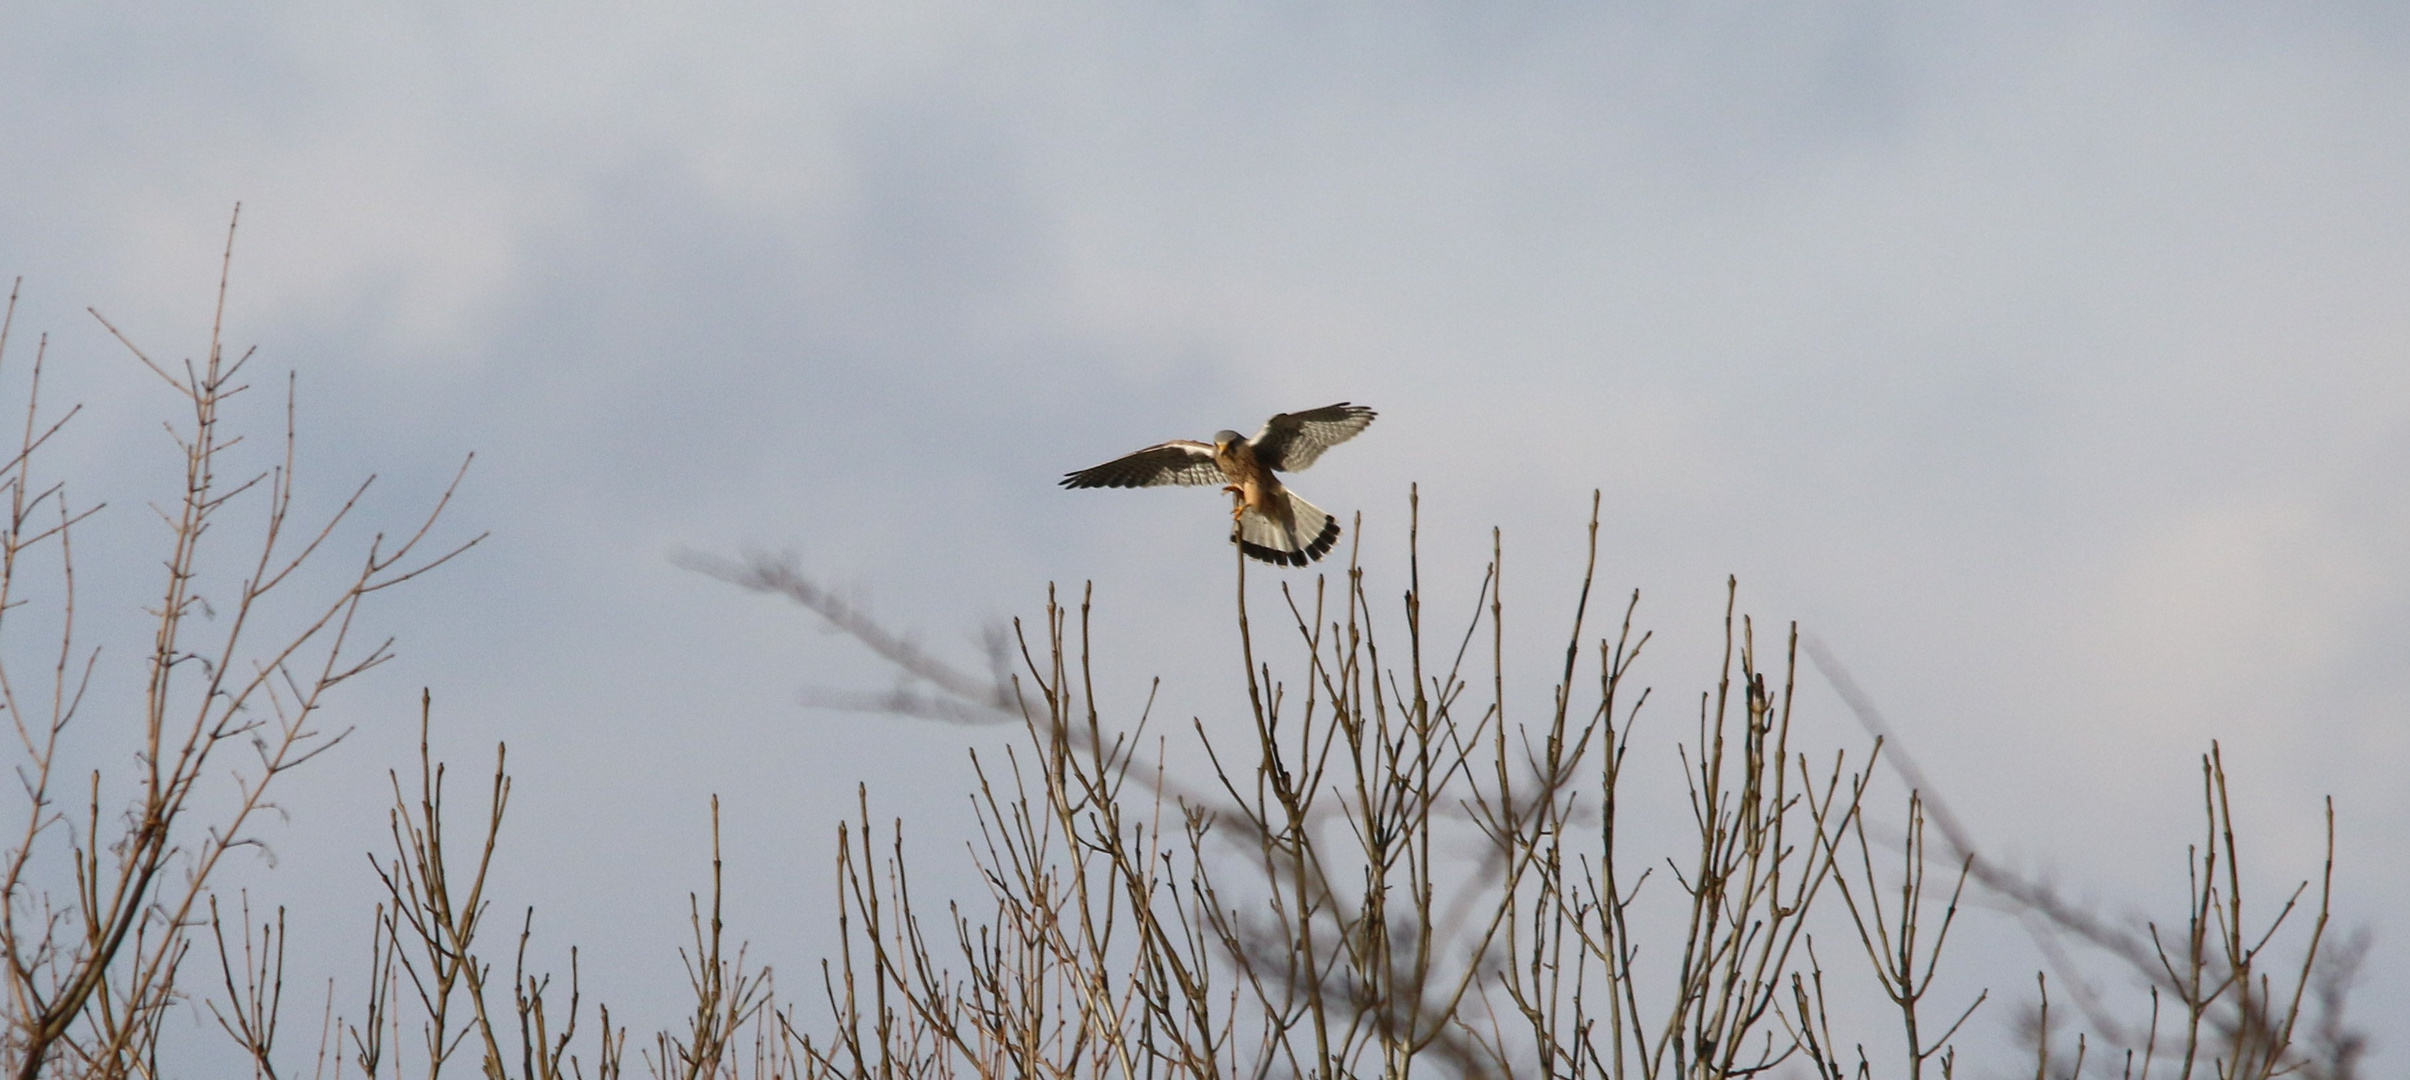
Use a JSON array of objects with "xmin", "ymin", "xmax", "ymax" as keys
[
  {"xmin": 1251, "ymin": 403, "xmax": 1376, "ymax": 472},
  {"xmin": 1060, "ymin": 440, "xmax": 1224, "ymax": 489}
]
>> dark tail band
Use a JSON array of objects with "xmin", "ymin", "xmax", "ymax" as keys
[{"xmin": 1236, "ymin": 514, "xmax": 1341, "ymax": 567}]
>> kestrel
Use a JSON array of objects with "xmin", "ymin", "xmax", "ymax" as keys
[{"xmin": 1061, "ymin": 403, "xmax": 1376, "ymax": 567}]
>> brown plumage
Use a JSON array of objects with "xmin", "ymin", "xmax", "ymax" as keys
[{"xmin": 1061, "ymin": 403, "xmax": 1375, "ymax": 566}]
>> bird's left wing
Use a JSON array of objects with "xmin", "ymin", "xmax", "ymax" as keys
[
  {"xmin": 1252, "ymin": 403, "xmax": 1376, "ymax": 472},
  {"xmin": 1060, "ymin": 440, "xmax": 1223, "ymax": 489}
]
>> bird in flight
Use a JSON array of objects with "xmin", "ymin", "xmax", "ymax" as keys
[{"xmin": 1061, "ymin": 403, "xmax": 1377, "ymax": 566}]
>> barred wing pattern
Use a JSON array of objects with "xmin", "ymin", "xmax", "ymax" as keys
[
  {"xmin": 1251, "ymin": 403, "xmax": 1377, "ymax": 472},
  {"xmin": 1060, "ymin": 440, "xmax": 1223, "ymax": 489}
]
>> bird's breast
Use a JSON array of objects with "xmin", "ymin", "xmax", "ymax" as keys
[{"xmin": 1215, "ymin": 444, "xmax": 1286, "ymax": 512}]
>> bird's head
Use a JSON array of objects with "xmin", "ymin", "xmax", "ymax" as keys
[{"xmin": 1213, "ymin": 429, "xmax": 1244, "ymax": 451}]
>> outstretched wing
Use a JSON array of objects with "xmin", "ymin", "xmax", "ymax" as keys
[
  {"xmin": 1060, "ymin": 440, "xmax": 1224, "ymax": 489},
  {"xmin": 1251, "ymin": 403, "xmax": 1376, "ymax": 472}
]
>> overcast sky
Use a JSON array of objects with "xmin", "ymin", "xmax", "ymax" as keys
[{"xmin": 5, "ymin": 2, "xmax": 2406, "ymax": 1070}]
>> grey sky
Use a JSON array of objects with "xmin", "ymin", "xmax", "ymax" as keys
[{"xmin": 5, "ymin": 2, "xmax": 2406, "ymax": 1068}]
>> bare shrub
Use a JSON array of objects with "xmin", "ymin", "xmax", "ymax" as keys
[
  {"xmin": 0, "ymin": 221, "xmax": 2361, "ymax": 1078},
  {"xmin": 702, "ymin": 490, "xmax": 2360, "ymax": 1078},
  {"xmin": 0, "ymin": 214, "xmax": 477, "ymax": 1079},
  {"xmin": 698, "ymin": 492, "xmax": 1975, "ymax": 1078},
  {"xmin": 1813, "ymin": 648, "xmax": 2364, "ymax": 1079}
]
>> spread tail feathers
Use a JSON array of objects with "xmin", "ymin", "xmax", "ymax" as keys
[{"xmin": 1234, "ymin": 491, "xmax": 1341, "ymax": 567}]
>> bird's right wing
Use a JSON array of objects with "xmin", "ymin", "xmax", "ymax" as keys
[{"xmin": 1060, "ymin": 440, "xmax": 1223, "ymax": 489}]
